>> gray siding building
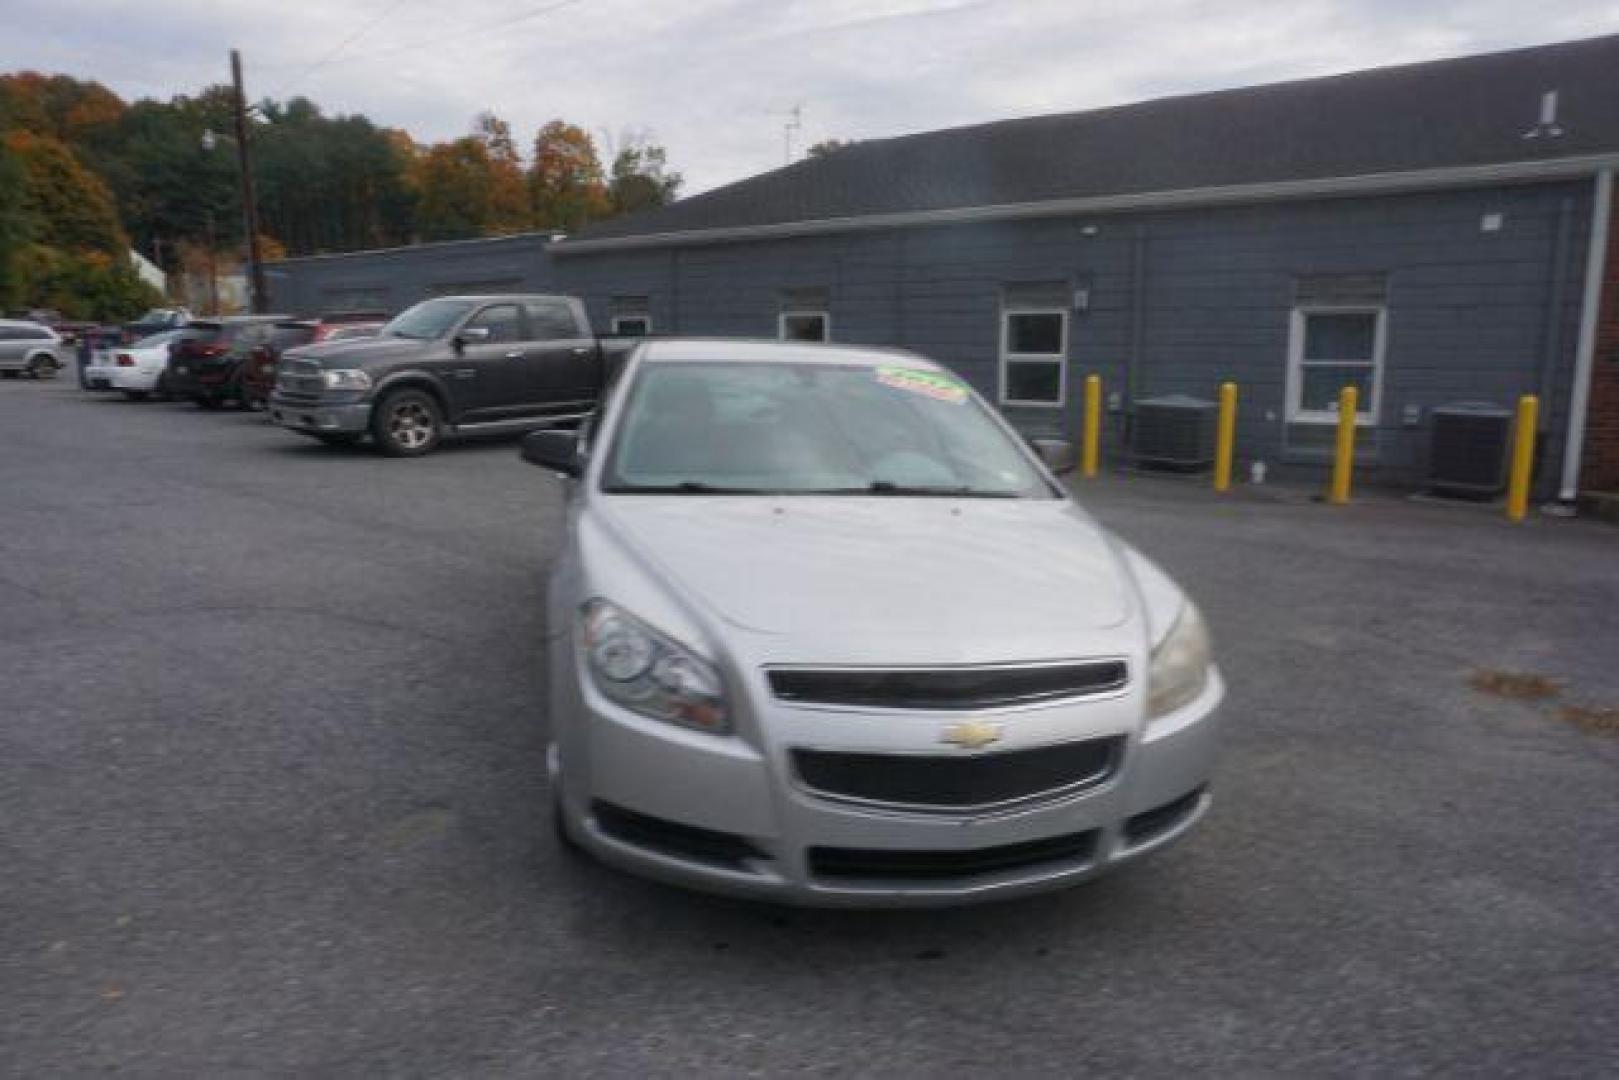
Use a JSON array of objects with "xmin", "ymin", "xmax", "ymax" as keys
[{"xmin": 268, "ymin": 35, "xmax": 1619, "ymax": 496}]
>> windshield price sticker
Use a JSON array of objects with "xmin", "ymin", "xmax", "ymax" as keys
[{"xmin": 876, "ymin": 366, "xmax": 968, "ymax": 403}]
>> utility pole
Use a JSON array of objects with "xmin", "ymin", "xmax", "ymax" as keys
[
  {"xmin": 205, "ymin": 209, "xmax": 220, "ymax": 315},
  {"xmin": 230, "ymin": 49, "xmax": 268, "ymax": 314}
]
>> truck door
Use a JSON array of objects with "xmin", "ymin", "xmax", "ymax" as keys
[
  {"xmin": 519, "ymin": 299, "xmax": 602, "ymax": 417},
  {"xmin": 447, "ymin": 302, "xmax": 528, "ymax": 423}
]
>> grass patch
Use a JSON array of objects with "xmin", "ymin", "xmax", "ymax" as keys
[{"xmin": 1469, "ymin": 669, "xmax": 1561, "ymax": 701}]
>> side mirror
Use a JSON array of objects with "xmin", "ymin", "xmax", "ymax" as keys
[
  {"xmin": 520, "ymin": 428, "xmax": 581, "ymax": 476},
  {"xmin": 455, "ymin": 326, "xmax": 490, "ymax": 352},
  {"xmin": 1029, "ymin": 437, "xmax": 1078, "ymax": 476}
]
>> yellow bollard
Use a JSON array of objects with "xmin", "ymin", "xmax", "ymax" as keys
[
  {"xmin": 1213, "ymin": 381, "xmax": 1237, "ymax": 493},
  {"xmin": 1329, "ymin": 385, "xmax": 1358, "ymax": 505},
  {"xmin": 1082, "ymin": 374, "xmax": 1101, "ymax": 479},
  {"xmin": 1506, "ymin": 395, "xmax": 1539, "ymax": 523}
]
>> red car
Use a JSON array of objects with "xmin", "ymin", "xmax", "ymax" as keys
[{"xmin": 240, "ymin": 317, "xmax": 386, "ymax": 408}]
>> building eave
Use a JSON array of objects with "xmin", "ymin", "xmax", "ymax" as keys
[{"xmin": 553, "ymin": 152, "xmax": 1619, "ymax": 256}]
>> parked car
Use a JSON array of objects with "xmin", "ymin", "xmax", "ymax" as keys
[
  {"xmin": 164, "ymin": 316, "xmax": 289, "ymax": 409},
  {"xmin": 240, "ymin": 318, "xmax": 384, "ymax": 408},
  {"xmin": 122, "ymin": 307, "xmax": 194, "ymax": 343},
  {"xmin": 83, "ymin": 329, "xmax": 194, "ymax": 400},
  {"xmin": 524, "ymin": 339, "xmax": 1224, "ymax": 906},
  {"xmin": 0, "ymin": 319, "xmax": 64, "ymax": 379},
  {"xmin": 268, "ymin": 295, "xmax": 632, "ymax": 455},
  {"xmin": 80, "ymin": 328, "xmax": 132, "ymax": 390}
]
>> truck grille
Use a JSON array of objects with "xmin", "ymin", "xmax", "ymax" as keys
[
  {"xmin": 767, "ymin": 660, "xmax": 1127, "ymax": 711},
  {"xmin": 791, "ymin": 736, "xmax": 1123, "ymax": 812},
  {"xmin": 277, "ymin": 358, "xmax": 326, "ymax": 399}
]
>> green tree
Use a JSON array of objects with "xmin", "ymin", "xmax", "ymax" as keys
[
  {"xmin": 609, "ymin": 140, "xmax": 682, "ymax": 216},
  {"xmin": 0, "ymin": 142, "xmax": 36, "ymax": 307},
  {"xmin": 806, "ymin": 138, "xmax": 855, "ymax": 159}
]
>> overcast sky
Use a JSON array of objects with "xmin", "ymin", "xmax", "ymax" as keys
[{"xmin": 6, "ymin": 0, "xmax": 1617, "ymax": 193}]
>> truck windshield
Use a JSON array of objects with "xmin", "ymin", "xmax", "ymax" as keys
[
  {"xmin": 602, "ymin": 361, "xmax": 1055, "ymax": 498},
  {"xmin": 382, "ymin": 299, "xmax": 476, "ymax": 340}
]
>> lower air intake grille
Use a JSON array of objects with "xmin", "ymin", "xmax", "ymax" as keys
[
  {"xmin": 810, "ymin": 829, "xmax": 1099, "ymax": 881},
  {"xmin": 592, "ymin": 801, "xmax": 762, "ymax": 869},
  {"xmin": 793, "ymin": 737, "xmax": 1122, "ymax": 811}
]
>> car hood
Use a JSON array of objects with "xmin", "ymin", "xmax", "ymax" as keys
[
  {"xmin": 597, "ymin": 497, "xmax": 1138, "ymax": 664},
  {"xmin": 281, "ymin": 335, "xmax": 433, "ymax": 368}
]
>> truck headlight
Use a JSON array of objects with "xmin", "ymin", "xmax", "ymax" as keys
[
  {"xmin": 579, "ymin": 599, "xmax": 729, "ymax": 733},
  {"xmin": 321, "ymin": 368, "xmax": 371, "ymax": 390},
  {"xmin": 1146, "ymin": 601, "xmax": 1212, "ymax": 719}
]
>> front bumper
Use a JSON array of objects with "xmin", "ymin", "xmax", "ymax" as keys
[
  {"xmin": 268, "ymin": 392, "xmax": 372, "ymax": 434},
  {"xmin": 553, "ymin": 665, "xmax": 1224, "ymax": 907}
]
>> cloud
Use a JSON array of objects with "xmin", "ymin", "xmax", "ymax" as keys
[{"xmin": 4, "ymin": 0, "xmax": 1617, "ymax": 193}]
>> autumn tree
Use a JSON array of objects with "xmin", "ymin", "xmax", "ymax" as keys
[
  {"xmin": 529, "ymin": 121, "xmax": 609, "ymax": 231},
  {"xmin": 3, "ymin": 130, "xmax": 127, "ymax": 255},
  {"xmin": 609, "ymin": 138, "xmax": 683, "ymax": 216},
  {"xmin": 474, "ymin": 111, "xmax": 531, "ymax": 233},
  {"xmin": 414, "ymin": 136, "xmax": 499, "ymax": 242}
]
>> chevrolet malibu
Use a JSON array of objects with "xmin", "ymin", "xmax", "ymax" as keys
[{"xmin": 523, "ymin": 339, "xmax": 1223, "ymax": 906}]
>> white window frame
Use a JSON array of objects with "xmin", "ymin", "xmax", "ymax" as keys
[
  {"xmin": 611, "ymin": 314, "xmax": 652, "ymax": 336},
  {"xmin": 1285, "ymin": 305, "xmax": 1387, "ymax": 425},
  {"xmin": 999, "ymin": 308, "xmax": 1069, "ymax": 408},
  {"xmin": 778, "ymin": 309, "xmax": 830, "ymax": 343}
]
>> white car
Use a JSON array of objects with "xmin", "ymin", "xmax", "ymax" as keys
[
  {"xmin": 527, "ymin": 339, "xmax": 1224, "ymax": 907},
  {"xmin": 86, "ymin": 330, "xmax": 187, "ymax": 400},
  {"xmin": 0, "ymin": 319, "xmax": 64, "ymax": 379}
]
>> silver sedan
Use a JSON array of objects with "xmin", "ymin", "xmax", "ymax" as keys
[{"xmin": 524, "ymin": 339, "xmax": 1224, "ymax": 906}]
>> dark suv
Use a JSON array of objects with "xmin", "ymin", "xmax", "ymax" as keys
[
  {"xmin": 269, "ymin": 295, "xmax": 635, "ymax": 456},
  {"xmin": 165, "ymin": 316, "xmax": 290, "ymax": 408}
]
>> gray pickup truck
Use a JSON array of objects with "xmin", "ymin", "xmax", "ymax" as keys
[{"xmin": 269, "ymin": 294, "xmax": 637, "ymax": 456}]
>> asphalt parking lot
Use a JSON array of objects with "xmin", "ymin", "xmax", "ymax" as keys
[{"xmin": 3, "ymin": 379, "xmax": 1617, "ymax": 1077}]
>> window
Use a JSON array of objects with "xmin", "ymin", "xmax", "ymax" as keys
[
  {"xmin": 1000, "ymin": 310, "xmax": 1068, "ymax": 407},
  {"xmin": 1286, "ymin": 308, "xmax": 1385, "ymax": 423},
  {"xmin": 524, "ymin": 300, "xmax": 580, "ymax": 340},
  {"xmin": 466, "ymin": 304, "xmax": 523, "ymax": 343},
  {"xmin": 612, "ymin": 315, "xmax": 652, "ymax": 336},
  {"xmin": 780, "ymin": 311, "xmax": 829, "ymax": 342}
]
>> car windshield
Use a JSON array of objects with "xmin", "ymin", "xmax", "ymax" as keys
[
  {"xmin": 381, "ymin": 299, "xmax": 475, "ymax": 340},
  {"xmin": 602, "ymin": 360, "xmax": 1054, "ymax": 497}
]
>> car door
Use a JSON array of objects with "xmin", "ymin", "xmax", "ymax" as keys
[
  {"xmin": 445, "ymin": 302, "xmax": 530, "ymax": 423},
  {"xmin": 518, "ymin": 299, "xmax": 602, "ymax": 416}
]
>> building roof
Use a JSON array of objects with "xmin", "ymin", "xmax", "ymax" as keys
[{"xmin": 559, "ymin": 34, "xmax": 1619, "ymax": 254}]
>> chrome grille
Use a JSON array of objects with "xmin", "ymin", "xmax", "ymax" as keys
[
  {"xmin": 277, "ymin": 358, "xmax": 325, "ymax": 398},
  {"xmin": 767, "ymin": 660, "xmax": 1128, "ymax": 711}
]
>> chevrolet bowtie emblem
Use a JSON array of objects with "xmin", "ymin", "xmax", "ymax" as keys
[{"xmin": 939, "ymin": 720, "xmax": 1003, "ymax": 750}]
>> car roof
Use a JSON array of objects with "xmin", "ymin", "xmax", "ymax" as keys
[
  {"xmin": 0, "ymin": 319, "xmax": 54, "ymax": 330},
  {"xmin": 638, "ymin": 338, "xmax": 937, "ymax": 370}
]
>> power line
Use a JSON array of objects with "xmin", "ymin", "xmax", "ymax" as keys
[
  {"xmin": 303, "ymin": 0, "xmax": 589, "ymax": 74},
  {"xmin": 273, "ymin": 0, "xmax": 415, "ymax": 100}
]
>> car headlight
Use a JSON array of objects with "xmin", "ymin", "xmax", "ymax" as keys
[
  {"xmin": 1146, "ymin": 601, "xmax": 1212, "ymax": 719},
  {"xmin": 321, "ymin": 368, "xmax": 371, "ymax": 390},
  {"xmin": 579, "ymin": 599, "xmax": 729, "ymax": 733}
]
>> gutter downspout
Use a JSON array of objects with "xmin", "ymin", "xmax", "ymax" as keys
[{"xmin": 1560, "ymin": 168, "xmax": 1614, "ymax": 503}]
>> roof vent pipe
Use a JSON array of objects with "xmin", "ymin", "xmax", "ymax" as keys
[{"xmin": 1524, "ymin": 90, "xmax": 1564, "ymax": 139}]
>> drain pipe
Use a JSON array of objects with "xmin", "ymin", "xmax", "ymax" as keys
[{"xmin": 1559, "ymin": 168, "xmax": 1614, "ymax": 504}]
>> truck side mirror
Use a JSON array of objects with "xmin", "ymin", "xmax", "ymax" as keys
[
  {"xmin": 454, "ymin": 326, "xmax": 490, "ymax": 353},
  {"xmin": 520, "ymin": 428, "xmax": 581, "ymax": 476}
]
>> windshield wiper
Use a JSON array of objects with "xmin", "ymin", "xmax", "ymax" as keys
[
  {"xmin": 606, "ymin": 481, "xmax": 780, "ymax": 494},
  {"xmin": 862, "ymin": 481, "xmax": 1022, "ymax": 498}
]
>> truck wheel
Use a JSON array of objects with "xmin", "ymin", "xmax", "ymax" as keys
[{"xmin": 372, "ymin": 388, "xmax": 442, "ymax": 457}]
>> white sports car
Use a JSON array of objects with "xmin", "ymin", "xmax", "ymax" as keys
[{"xmin": 86, "ymin": 330, "xmax": 188, "ymax": 400}]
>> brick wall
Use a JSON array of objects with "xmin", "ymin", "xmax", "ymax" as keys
[{"xmin": 1581, "ymin": 184, "xmax": 1619, "ymax": 492}]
